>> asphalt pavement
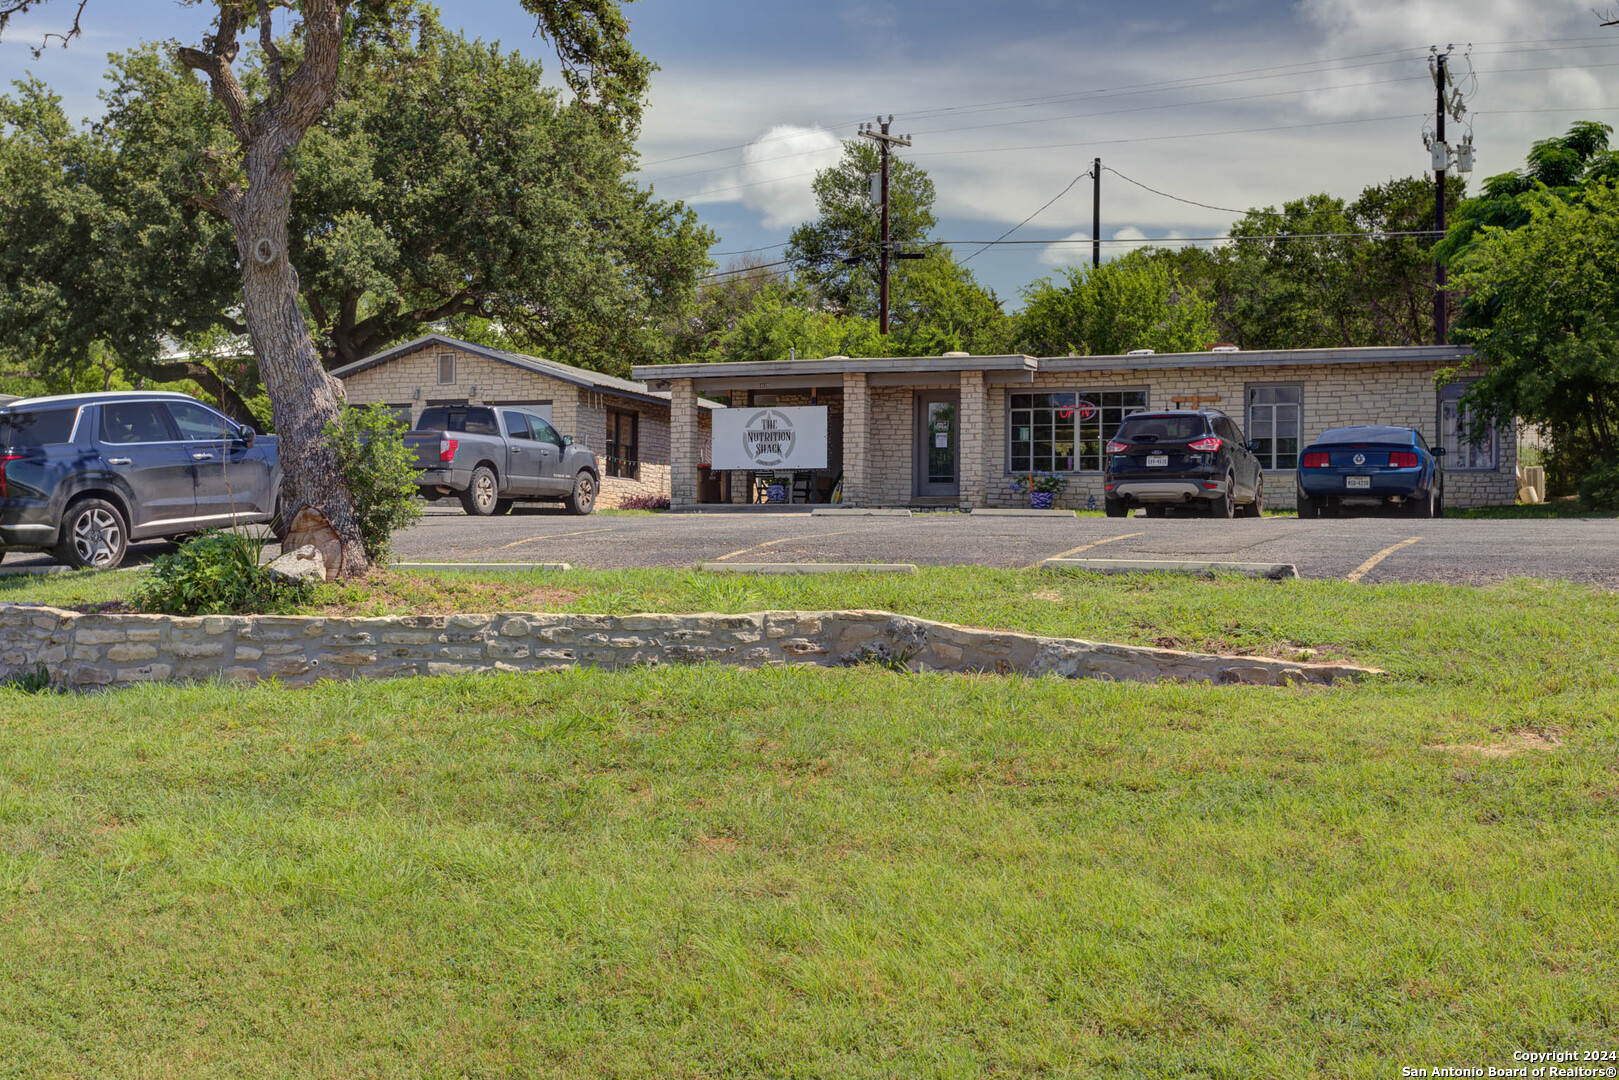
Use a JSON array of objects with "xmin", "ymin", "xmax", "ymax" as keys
[
  {"xmin": 374, "ymin": 506, "xmax": 1619, "ymax": 586},
  {"xmin": 6, "ymin": 507, "xmax": 1615, "ymax": 586}
]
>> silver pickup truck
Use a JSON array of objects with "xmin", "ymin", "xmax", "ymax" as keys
[{"xmin": 406, "ymin": 405, "xmax": 600, "ymax": 516}]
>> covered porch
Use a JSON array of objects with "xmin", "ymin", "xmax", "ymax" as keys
[{"xmin": 634, "ymin": 355, "xmax": 1039, "ymax": 510}]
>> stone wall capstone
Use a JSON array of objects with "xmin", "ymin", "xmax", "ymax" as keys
[{"xmin": 0, "ymin": 604, "xmax": 1378, "ymax": 690}]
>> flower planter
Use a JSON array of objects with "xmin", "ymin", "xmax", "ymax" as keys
[{"xmin": 1029, "ymin": 491, "xmax": 1055, "ymax": 510}]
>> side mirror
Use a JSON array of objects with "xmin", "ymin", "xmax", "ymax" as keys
[
  {"xmin": 1433, "ymin": 446, "xmax": 1446, "ymax": 457},
  {"xmin": 1246, "ymin": 440, "xmax": 1260, "ymax": 452},
  {"xmin": 240, "ymin": 425, "xmax": 256, "ymax": 448},
  {"xmin": 562, "ymin": 434, "xmax": 573, "ymax": 446}
]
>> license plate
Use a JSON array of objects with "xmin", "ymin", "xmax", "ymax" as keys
[
  {"xmin": 1146, "ymin": 454, "xmax": 1168, "ymax": 468},
  {"xmin": 1345, "ymin": 476, "xmax": 1371, "ymax": 489}
]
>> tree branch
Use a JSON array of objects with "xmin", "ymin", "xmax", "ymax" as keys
[
  {"xmin": 256, "ymin": 0, "xmax": 284, "ymax": 104},
  {"xmin": 0, "ymin": 0, "xmax": 86, "ymax": 57},
  {"xmin": 177, "ymin": 4, "xmax": 251, "ymax": 146},
  {"xmin": 269, "ymin": 0, "xmax": 343, "ymax": 136}
]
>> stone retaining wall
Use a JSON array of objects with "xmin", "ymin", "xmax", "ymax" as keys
[{"xmin": 0, "ymin": 604, "xmax": 1378, "ymax": 690}]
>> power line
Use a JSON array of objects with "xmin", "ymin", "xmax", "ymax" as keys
[
  {"xmin": 931, "ymin": 230, "xmax": 1444, "ymax": 246},
  {"xmin": 962, "ymin": 169, "xmax": 1092, "ymax": 265},
  {"xmin": 1102, "ymin": 167, "xmax": 1248, "ymax": 215}
]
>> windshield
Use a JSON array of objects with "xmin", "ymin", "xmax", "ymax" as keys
[
  {"xmin": 415, "ymin": 406, "xmax": 499, "ymax": 435},
  {"xmin": 0, "ymin": 408, "xmax": 77, "ymax": 450},
  {"xmin": 1115, "ymin": 415, "xmax": 1206, "ymax": 443}
]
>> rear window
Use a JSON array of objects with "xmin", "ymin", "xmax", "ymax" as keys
[
  {"xmin": 415, "ymin": 406, "xmax": 499, "ymax": 436},
  {"xmin": 0, "ymin": 408, "xmax": 77, "ymax": 449},
  {"xmin": 1115, "ymin": 415, "xmax": 1207, "ymax": 443}
]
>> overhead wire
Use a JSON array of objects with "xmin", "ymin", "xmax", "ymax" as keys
[
  {"xmin": 1102, "ymin": 167, "xmax": 1248, "ymax": 215},
  {"xmin": 961, "ymin": 169, "xmax": 1093, "ymax": 265}
]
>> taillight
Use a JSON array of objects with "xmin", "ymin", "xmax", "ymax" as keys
[
  {"xmin": 1301, "ymin": 451, "xmax": 1330, "ymax": 468},
  {"xmin": 0, "ymin": 453, "xmax": 23, "ymax": 497},
  {"xmin": 438, "ymin": 438, "xmax": 459, "ymax": 462},
  {"xmin": 1187, "ymin": 435, "xmax": 1222, "ymax": 452},
  {"xmin": 1106, "ymin": 440, "xmax": 1129, "ymax": 454},
  {"xmin": 1388, "ymin": 451, "xmax": 1420, "ymax": 468}
]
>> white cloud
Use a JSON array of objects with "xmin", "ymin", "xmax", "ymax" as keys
[
  {"xmin": 1038, "ymin": 230, "xmax": 1092, "ymax": 267},
  {"xmin": 683, "ymin": 124, "xmax": 844, "ymax": 229}
]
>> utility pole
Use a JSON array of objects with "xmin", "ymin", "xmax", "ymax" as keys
[
  {"xmin": 1092, "ymin": 158, "xmax": 1102, "ymax": 269},
  {"xmin": 1426, "ymin": 47, "xmax": 1473, "ymax": 346},
  {"xmin": 860, "ymin": 116, "xmax": 913, "ymax": 334}
]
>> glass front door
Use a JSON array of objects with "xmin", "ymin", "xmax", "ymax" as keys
[{"xmin": 913, "ymin": 391, "xmax": 960, "ymax": 498}]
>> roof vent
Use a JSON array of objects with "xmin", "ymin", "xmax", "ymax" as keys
[
  {"xmin": 825, "ymin": 354, "xmax": 849, "ymax": 360},
  {"xmin": 942, "ymin": 351, "xmax": 971, "ymax": 358},
  {"xmin": 1210, "ymin": 344, "xmax": 1240, "ymax": 353},
  {"xmin": 1127, "ymin": 348, "xmax": 1155, "ymax": 356}
]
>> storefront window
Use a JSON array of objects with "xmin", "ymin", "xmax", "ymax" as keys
[
  {"xmin": 1440, "ymin": 384, "xmax": 1498, "ymax": 470},
  {"xmin": 1009, "ymin": 390, "xmax": 1148, "ymax": 472},
  {"xmin": 1246, "ymin": 384, "xmax": 1302, "ymax": 470}
]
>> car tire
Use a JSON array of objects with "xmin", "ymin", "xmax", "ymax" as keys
[
  {"xmin": 1435, "ymin": 485, "xmax": 1444, "ymax": 518},
  {"xmin": 1241, "ymin": 476, "xmax": 1264, "ymax": 518},
  {"xmin": 1104, "ymin": 496, "xmax": 1127, "ymax": 518},
  {"xmin": 1410, "ymin": 485, "xmax": 1437, "ymax": 519},
  {"xmin": 1296, "ymin": 492, "xmax": 1319, "ymax": 519},
  {"xmin": 1211, "ymin": 474, "xmax": 1236, "ymax": 519},
  {"xmin": 564, "ymin": 471, "xmax": 598, "ymax": 516},
  {"xmin": 460, "ymin": 466, "xmax": 500, "ymax": 516},
  {"xmin": 55, "ymin": 497, "xmax": 129, "ymax": 571}
]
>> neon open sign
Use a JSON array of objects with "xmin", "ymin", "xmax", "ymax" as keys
[{"xmin": 1057, "ymin": 400, "xmax": 1098, "ymax": 421}]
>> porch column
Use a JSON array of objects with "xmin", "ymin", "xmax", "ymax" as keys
[
  {"xmin": 959, "ymin": 370, "xmax": 987, "ymax": 509},
  {"xmin": 669, "ymin": 378, "xmax": 700, "ymax": 509},
  {"xmin": 842, "ymin": 371, "xmax": 869, "ymax": 506}
]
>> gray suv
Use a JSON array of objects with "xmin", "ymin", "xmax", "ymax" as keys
[{"xmin": 0, "ymin": 391, "xmax": 279, "ymax": 569}]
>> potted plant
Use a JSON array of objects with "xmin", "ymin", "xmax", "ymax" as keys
[{"xmin": 1008, "ymin": 471, "xmax": 1068, "ymax": 509}]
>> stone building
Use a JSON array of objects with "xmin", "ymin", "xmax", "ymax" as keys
[
  {"xmin": 334, "ymin": 334, "xmax": 717, "ymax": 508},
  {"xmin": 632, "ymin": 344, "xmax": 1517, "ymax": 510}
]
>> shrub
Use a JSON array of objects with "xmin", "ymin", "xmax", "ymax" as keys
[
  {"xmin": 617, "ymin": 493, "xmax": 670, "ymax": 511},
  {"xmin": 134, "ymin": 530, "xmax": 312, "ymax": 616},
  {"xmin": 1577, "ymin": 461, "xmax": 1619, "ymax": 510},
  {"xmin": 1007, "ymin": 471, "xmax": 1069, "ymax": 495},
  {"xmin": 324, "ymin": 403, "xmax": 423, "ymax": 564}
]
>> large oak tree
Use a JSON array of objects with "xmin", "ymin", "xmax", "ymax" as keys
[{"xmin": 0, "ymin": 0, "xmax": 658, "ymax": 576}]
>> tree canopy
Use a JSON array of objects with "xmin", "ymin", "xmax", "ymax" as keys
[{"xmin": 1015, "ymin": 250, "xmax": 1214, "ymax": 357}]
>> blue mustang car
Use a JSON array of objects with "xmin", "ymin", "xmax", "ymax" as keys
[{"xmin": 1295, "ymin": 425, "xmax": 1445, "ymax": 518}]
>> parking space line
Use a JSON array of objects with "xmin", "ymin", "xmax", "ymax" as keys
[
  {"xmin": 1028, "ymin": 532, "xmax": 1145, "ymax": 569},
  {"xmin": 475, "ymin": 527, "xmax": 616, "ymax": 554},
  {"xmin": 1345, "ymin": 536, "xmax": 1423, "ymax": 583},
  {"xmin": 715, "ymin": 530, "xmax": 856, "ymax": 562}
]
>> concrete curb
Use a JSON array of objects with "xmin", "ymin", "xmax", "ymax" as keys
[
  {"xmin": 393, "ymin": 562, "xmax": 573, "ymax": 573},
  {"xmin": 701, "ymin": 562, "xmax": 918, "ymax": 575},
  {"xmin": 810, "ymin": 508, "xmax": 913, "ymax": 517},
  {"xmin": 1043, "ymin": 558, "xmax": 1298, "ymax": 580},
  {"xmin": 0, "ymin": 565, "xmax": 73, "ymax": 576},
  {"xmin": 970, "ymin": 508, "xmax": 1075, "ymax": 518}
]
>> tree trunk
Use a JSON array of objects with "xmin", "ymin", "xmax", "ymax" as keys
[{"xmin": 227, "ymin": 135, "xmax": 369, "ymax": 575}]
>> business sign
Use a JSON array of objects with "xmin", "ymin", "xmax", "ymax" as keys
[{"xmin": 711, "ymin": 406, "xmax": 829, "ymax": 470}]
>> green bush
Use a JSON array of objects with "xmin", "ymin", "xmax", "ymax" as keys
[
  {"xmin": 324, "ymin": 403, "xmax": 423, "ymax": 564},
  {"xmin": 1578, "ymin": 460, "xmax": 1619, "ymax": 510},
  {"xmin": 134, "ymin": 531, "xmax": 311, "ymax": 616}
]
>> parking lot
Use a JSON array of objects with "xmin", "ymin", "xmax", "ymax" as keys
[{"xmin": 378, "ymin": 507, "xmax": 1619, "ymax": 586}]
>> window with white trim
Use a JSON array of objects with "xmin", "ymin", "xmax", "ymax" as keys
[
  {"xmin": 437, "ymin": 352, "xmax": 456, "ymax": 385},
  {"xmin": 1439, "ymin": 383, "xmax": 1498, "ymax": 470},
  {"xmin": 1009, "ymin": 390, "xmax": 1148, "ymax": 473},
  {"xmin": 1246, "ymin": 384, "xmax": 1302, "ymax": 470}
]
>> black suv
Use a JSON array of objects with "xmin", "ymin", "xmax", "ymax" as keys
[
  {"xmin": 0, "ymin": 392, "xmax": 279, "ymax": 569},
  {"xmin": 1102, "ymin": 409, "xmax": 1264, "ymax": 518}
]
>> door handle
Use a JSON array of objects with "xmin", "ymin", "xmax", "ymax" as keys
[
  {"xmin": 191, "ymin": 452, "xmax": 215, "ymax": 461},
  {"xmin": 108, "ymin": 457, "xmax": 132, "ymax": 466}
]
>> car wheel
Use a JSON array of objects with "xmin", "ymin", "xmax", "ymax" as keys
[
  {"xmin": 1242, "ymin": 475, "xmax": 1264, "ymax": 518},
  {"xmin": 1104, "ymin": 496, "xmax": 1127, "ymax": 518},
  {"xmin": 1410, "ymin": 485, "xmax": 1437, "ymax": 519},
  {"xmin": 1435, "ymin": 483, "xmax": 1444, "ymax": 518},
  {"xmin": 564, "ymin": 471, "xmax": 597, "ymax": 516},
  {"xmin": 1296, "ymin": 492, "xmax": 1318, "ymax": 519},
  {"xmin": 460, "ymin": 466, "xmax": 500, "ymax": 516},
  {"xmin": 55, "ymin": 497, "xmax": 128, "ymax": 570},
  {"xmin": 1211, "ymin": 474, "xmax": 1236, "ymax": 519}
]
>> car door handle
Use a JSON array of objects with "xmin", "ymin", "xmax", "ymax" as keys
[
  {"xmin": 191, "ymin": 452, "xmax": 215, "ymax": 461},
  {"xmin": 107, "ymin": 457, "xmax": 132, "ymax": 466}
]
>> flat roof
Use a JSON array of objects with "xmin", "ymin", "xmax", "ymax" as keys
[{"xmin": 633, "ymin": 345, "xmax": 1472, "ymax": 387}]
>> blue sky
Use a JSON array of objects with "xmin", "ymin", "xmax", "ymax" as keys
[{"xmin": 4, "ymin": 0, "xmax": 1617, "ymax": 307}]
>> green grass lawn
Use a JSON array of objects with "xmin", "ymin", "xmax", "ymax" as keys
[{"xmin": 2, "ymin": 571, "xmax": 1617, "ymax": 1076}]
